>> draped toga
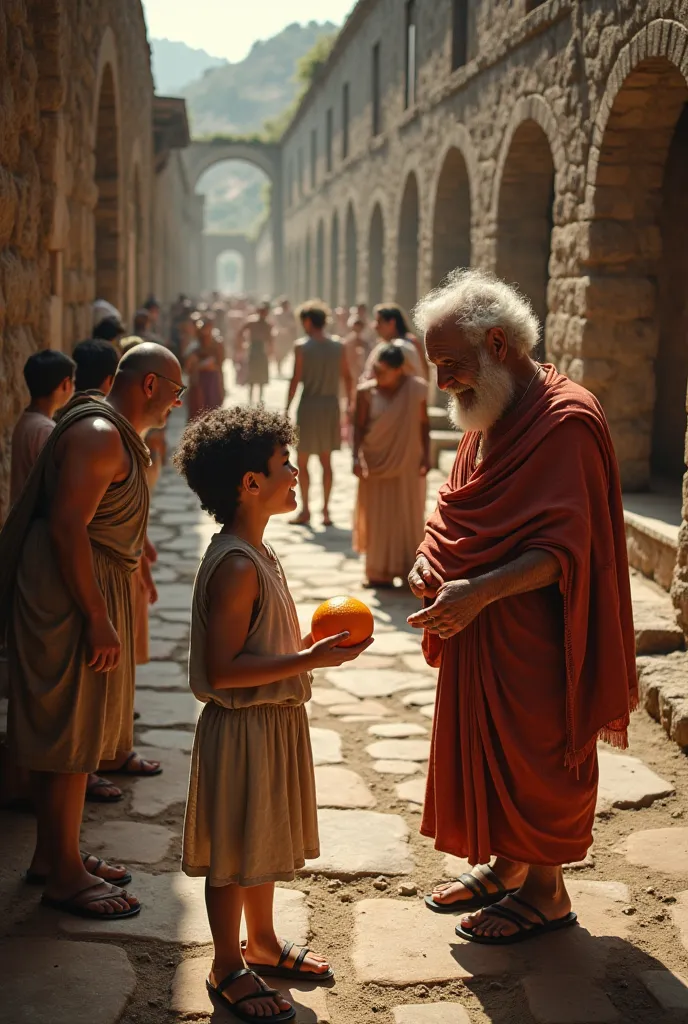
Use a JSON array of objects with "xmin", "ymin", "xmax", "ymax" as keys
[
  {"xmin": 418, "ymin": 366, "xmax": 637, "ymax": 866},
  {"xmin": 0, "ymin": 396, "xmax": 150, "ymax": 773}
]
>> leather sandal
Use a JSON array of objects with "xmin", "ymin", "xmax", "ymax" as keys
[
  {"xmin": 425, "ymin": 864, "xmax": 520, "ymax": 913},
  {"xmin": 206, "ymin": 968, "xmax": 295, "ymax": 1022},
  {"xmin": 242, "ymin": 939, "xmax": 334, "ymax": 981},
  {"xmin": 455, "ymin": 893, "xmax": 578, "ymax": 945}
]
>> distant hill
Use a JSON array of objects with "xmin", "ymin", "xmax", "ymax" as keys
[
  {"xmin": 150, "ymin": 39, "xmax": 226, "ymax": 97},
  {"xmin": 182, "ymin": 21, "xmax": 338, "ymax": 237}
]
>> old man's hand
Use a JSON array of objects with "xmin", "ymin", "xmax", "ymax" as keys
[
  {"xmin": 407, "ymin": 579, "xmax": 487, "ymax": 638},
  {"xmin": 408, "ymin": 554, "xmax": 443, "ymax": 599}
]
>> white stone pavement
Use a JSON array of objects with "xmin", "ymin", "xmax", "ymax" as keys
[{"xmin": 1, "ymin": 364, "xmax": 688, "ymax": 1023}]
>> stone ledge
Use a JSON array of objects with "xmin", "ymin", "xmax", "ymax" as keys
[
  {"xmin": 624, "ymin": 508, "xmax": 679, "ymax": 592},
  {"xmin": 637, "ymin": 651, "xmax": 688, "ymax": 749}
]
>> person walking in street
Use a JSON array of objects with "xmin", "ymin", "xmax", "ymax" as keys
[
  {"xmin": 174, "ymin": 405, "xmax": 372, "ymax": 1021},
  {"xmin": 0, "ymin": 343, "xmax": 184, "ymax": 920},
  {"xmin": 286, "ymin": 301, "xmax": 352, "ymax": 527},
  {"xmin": 408, "ymin": 269, "xmax": 636, "ymax": 945},
  {"xmin": 271, "ymin": 297, "xmax": 298, "ymax": 378},
  {"xmin": 236, "ymin": 302, "xmax": 275, "ymax": 405},
  {"xmin": 353, "ymin": 344, "xmax": 429, "ymax": 588},
  {"xmin": 364, "ymin": 303, "xmax": 428, "ymax": 380},
  {"xmin": 185, "ymin": 314, "xmax": 225, "ymax": 420}
]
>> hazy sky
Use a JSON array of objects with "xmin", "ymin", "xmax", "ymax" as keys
[{"xmin": 141, "ymin": 1, "xmax": 354, "ymax": 62}]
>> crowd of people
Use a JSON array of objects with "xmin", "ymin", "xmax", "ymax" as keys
[{"xmin": 0, "ymin": 270, "xmax": 637, "ymax": 1020}]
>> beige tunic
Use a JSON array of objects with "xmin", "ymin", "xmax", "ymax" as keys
[
  {"xmin": 10, "ymin": 411, "xmax": 55, "ymax": 506},
  {"xmin": 354, "ymin": 375, "xmax": 428, "ymax": 582},
  {"xmin": 296, "ymin": 336, "xmax": 343, "ymax": 454},
  {"xmin": 0, "ymin": 396, "xmax": 150, "ymax": 773},
  {"xmin": 183, "ymin": 534, "xmax": 319, "ymax": 887}
]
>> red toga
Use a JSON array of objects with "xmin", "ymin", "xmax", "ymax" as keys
[{"xmin": 418, "ymin": 366, "xmax": 637, "ymax": 866}]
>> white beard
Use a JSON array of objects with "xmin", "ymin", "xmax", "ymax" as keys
[{"xmin": 447, "ymin": 350, "xmax": 515, "ymax": 433}]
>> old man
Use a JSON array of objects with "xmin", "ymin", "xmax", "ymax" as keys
[
  {"xmin": 0, "ymin": 343, "xmax": 184, "ymax": 920},
  {"xmin": 408, "ymin": 269, "xmax": 636, "ymax": 945}
]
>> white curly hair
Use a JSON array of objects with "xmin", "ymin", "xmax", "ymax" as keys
[{"xmin": 413, "ymin": 268, "xmax": 540, "ymax": 356}]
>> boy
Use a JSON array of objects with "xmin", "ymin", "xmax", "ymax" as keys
[
  {"xmin": 174, "ymin": 406, "xmax": 371, "ymax": 1021},
  {"xmin": 10, "ymin": 350, "xmax": 75, "ymax": 506}
]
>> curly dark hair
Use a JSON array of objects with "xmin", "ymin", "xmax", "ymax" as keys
[{"xmin": 172, "ymin": 406, "xmax": 298, "ymax": 524}]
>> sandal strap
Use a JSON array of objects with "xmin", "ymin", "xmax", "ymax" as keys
[
  {"xmin": 82, "ymin": 854, "xmax": 104, "ymax": 872},
  {"xmin": 120, "ymin": 751, "xmax": 138, "ymax": 770},
  {"xmin": 479, "ymin": 864, "xmax": 508, "ymax": 895},
  {"xmin": 486, "ymin": 904, "xmax": 533, "ymax": 929},
  {"xmin": 277, "ymin": 941, "xmax": 294, "ymax": 968},
  {"xmin": 509, "ymin": 893, "xmax": 549, "ymax": 926},
  {"xmin": 88, "ymin": 776, "xmax": 116, "ymax": 789},
  {"xmin": 457, "ymin": 873, "xmax": 490, "ymax": 901},
  {"xmin": 216, "ymin": 967, "xmax": 254, "ymax": 996},
  {"xmin": 293, "ymin": 946, "xmax": 311, "ymax": 971}
]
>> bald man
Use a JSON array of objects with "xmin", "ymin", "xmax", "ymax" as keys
[{"xmin": 0, "ymin": 343, "xmax": 184, "ymax": 920}]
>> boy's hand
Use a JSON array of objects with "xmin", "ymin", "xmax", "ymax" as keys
[{"xmin": 307, "ymin": 632, "xmax": 374, "ymax": 669}]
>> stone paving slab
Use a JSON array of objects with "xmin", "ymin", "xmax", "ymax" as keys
[
  {"xmin": 671, "ymin": 891, "xmax": 688, "ymax": 953},
  {"xmin": 393, "ymin": 1005, "xmax": 471, "ymax": 1024},
  {"xmin": 640, "ymin": 969, "xmax": 688, "ymax": 1010},
  {"xmin": 171, "ymin": 957, "xmax": 330, "ymax": 1021},
  {"xmin": 148, "ymin": 638, "xmax": 182, "ymax": 660},
  {"xmin": 149, "ymin": 619, "xmax": 189, "ymax": 641},
  {"xmin": 373, "ymin": 760, "xmax": 421, "ymax": 775},
  {"xmin": 402, "ymin": 689, "xmax": 437, "ymax": 706},
  {"xmin": 615, "ymin": 827, "xmax": 688, "ymax": 873},
  {"xmin": 420, "ymin": 705, "xmax": 436, "ymax": 719},
  {"xmin": 310, "ymin": 687, "xmax": 351, "ymax": 707},
  {"xmin": 596, "ymin": 749, "xmax": 674, "ymax": 813},
  {"xmin": 327, "ymin": 700, "xmax": 391, "ymax": 717},
  {"xmin": 523, "ymin": 974, "xmax": 619, "ymax": 1023},
  {"xmin": 396, "ymin": 777, "xmax": 427, "ymax": 804},
  {"xmin": 368, "ymin": 723, "xmax": 428, "ymax": 738},
  {"xmin": 309, "ymin": 727, "xmax": 344, "ymax": 765},
  {"xmin": 326, "ymin": 669, "xmax": 423, "ymax": 699},
  {"xmin": 308, "ymin": 809, "xmax": 413, "ymax": 877},
  {"xmin": 353, "ymin": 882, "xmax": 631, "ymax": 984},
  {"xmin": 130, "ymin": 746, "xmax": 191, "ymax": 816},
  {"xmin": 315, "ymin": 766, "xmax": 376, "ymax": 808},
  {"xmin": 81, "ymin": 821, "xmax": 175, "ymax": 864},
  {"xmin": 367, "ymin": 632, "xmax": 422, "ymax": 656},
  {"xmin": 60, "ymin": 873, "xmax": 308, "ymax": 946},
  {"xmin": 139, "ymin": 727, "xmax": 195, "ymax": 752},
  {"xmin": 0, "ymin": 939, "xmax": 136, "ymax": 1024},
  {"xmin": 157, "ymin": 609, "xmax": 192, "ymax": 624},
  {"xmin": 401, "ymin": 652, "xmax": 436, "ymax": 673},
  {"xmin": 136, "ymin": 660, "xmax": 185, "ymax": 689},
  {"xmin": 135, "ymin": 690, "xmax": 200, "ymax": 727},
  {"xmin": 366, "ymin": 739, "xmax": 431, "ymax": 761},
  {"xmin": 340, "ymin": 714, "xmax": 386, "ymax": 722},
  {"xmin": 155, "ymin": 583, "xmax": 194, "ymax": 610}
]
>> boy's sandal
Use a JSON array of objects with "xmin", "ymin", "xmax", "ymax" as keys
[
  {"xmin": 455, "ymin": 894, "xmax": 578, "ymax": 945},
  {"xmin": 242, "ymin": 939, "xmax": 335, "ymax": 981},
  {"xmin": 26, "ymin": 852, "xmax": 132, "ymax": 887},
  {"xmin": 206, "ymin": 968, "xmax": 295, "ymax": 1022},
  {"xmin": 41, "ymin": 882, "xmax": 141, "ymax": 920},
  {"xmin": 425, "ymin": 865, "xmax": 519, "ymax": 914}
]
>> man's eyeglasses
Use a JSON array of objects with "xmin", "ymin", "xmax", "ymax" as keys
[{"xmin": 151, "ymin": 372, "xmax": 187, "ymax": 399}]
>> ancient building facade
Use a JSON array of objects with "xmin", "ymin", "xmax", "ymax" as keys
[
  {"xmin": 280, "ymin": 0, "xmax": 688, "ymax": 631},
  {"xmin": 0, "ymin": 0, "xmax": 195, "ymax": 522}
]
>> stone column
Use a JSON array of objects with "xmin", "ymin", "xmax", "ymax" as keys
[
  {"xmin": 271, "ymin": 149, "xmax": 284, "ymax": 296},
  {"xmin": 671, "ymin": 381, "xmax": 688, "ymax": 638}
]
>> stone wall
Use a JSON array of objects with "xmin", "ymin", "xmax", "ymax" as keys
[
  {"xmin": 0, "ymin": 0, "xmax": 155, "ymax": 523},
  {"xmin": 281, "ymin": 0, "xmax": 688, "ymax": 632}
]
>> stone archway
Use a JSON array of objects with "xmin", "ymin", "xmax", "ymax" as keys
[
  {"xmin": 203, "ymin": 233, "xmax": 257, "ymax": 293},
  {"xmin": 396, "ymin": 173, "xmax": 419, "ymax": 313},
  {"xmin": 584, "ymin": 55, "xmax": 688, "ymax": 492},
  {"xmin": 330, "ymin": 211, "xmax": 340, "ymax": 307},
  {"xmin": 345, "ymin": 203, "xmax": 358, "ymax": 307},
  {"xmin": 368, "ymin": 203, "xmax": 384, "ymax": 307},
  {"xmin": 495, "ymin": 120, "xmax": 554, "ymax": 359},
  {"xmin": 316, "ymin": 219, "xmax": 326, "ymax": 299},
  {"xmin": 432, "ymin": 147, "xmax": 471, "ymax": 284},
  {"xmin": 94, "ymin": 63, "xmax": 121, "ymax": 308}
]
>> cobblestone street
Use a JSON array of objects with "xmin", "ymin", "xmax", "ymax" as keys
[{"xmin": 1, "ymin": 366, "xmax": 688, "ymax": 1024}]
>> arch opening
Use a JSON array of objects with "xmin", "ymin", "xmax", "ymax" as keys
[
  {"xmin": 368, "ymin": 204, "xmax": 384, "ymax": 307},
  {"xmin": 496, "ymin": 120, "xmax": 554, "ymax": 361},
  {"xmin": 330, "ymin": 212, "xmax": 340, "ymax": 308},
  {"xmin": 432, "ymin": 148, "xmax": 471, "ymax": 284},
  {"xmin": 396, "ymin": 173, "xmax": 419, "ymax": 313},
  {"xmin": 216, "ymin": 251, "xmax": 245, "ymax": 294},
  {"xmin": 94, "ymin": 64, "xmax": 121, "ymax": 308},
  {"xmin": 345, "ymin": 204, "xmax": 358, "ymax": 307},
  {"xmin": 588, "ymin": 57, "xmax": 688, "ymax": 495},
  {"xmin": 316, "ymin": 220, "xmax": 326, "ymax": 299}
]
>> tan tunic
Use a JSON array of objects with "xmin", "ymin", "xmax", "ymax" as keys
[
  {"xmin": 183, "ymin": 534, "xmax": 318, "ymax": 887},
  {"xmin": 0, "ymin": 396, "xmax": 150, "ymax": 773},
  {"xmin": 354, "ymin": 375, "xmax": 428, "ymax": 582},
  {"xmin": 10, "ymin": 411, "xmax": 55, "ymax": 506},
  {"xmin": 296, "ymin": 336, "xmax": 343, "ymax": 454}
]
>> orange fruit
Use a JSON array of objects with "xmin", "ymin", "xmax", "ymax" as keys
[{"xmin": 311, "ymin": 596, "xmax": 374, "ymax": 648}]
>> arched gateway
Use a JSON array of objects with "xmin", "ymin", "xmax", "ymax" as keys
[{"xmin": 184, "ymin": 140, "xmax": 284, "ymax": 294}]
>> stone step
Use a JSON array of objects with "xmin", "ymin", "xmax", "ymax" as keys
[
  {"xmin": 624, "ymin": 493, "xmax": 680, "ymax": 592},
  {"xmin": 637, "ymin": 650, "xmax": 688, "ymax": 749},
  {"xmin": 630, "ymin": 572, "xmax": 684, "ymax": 655}
]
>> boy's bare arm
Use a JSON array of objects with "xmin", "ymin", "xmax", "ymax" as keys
[
  {"xmin": 206, "ymin": 555, "xmax": 372, "ymax": 689},
  {"xmin": 286, "ymin": 347, "xmax": 304, "ymax": 412}
]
